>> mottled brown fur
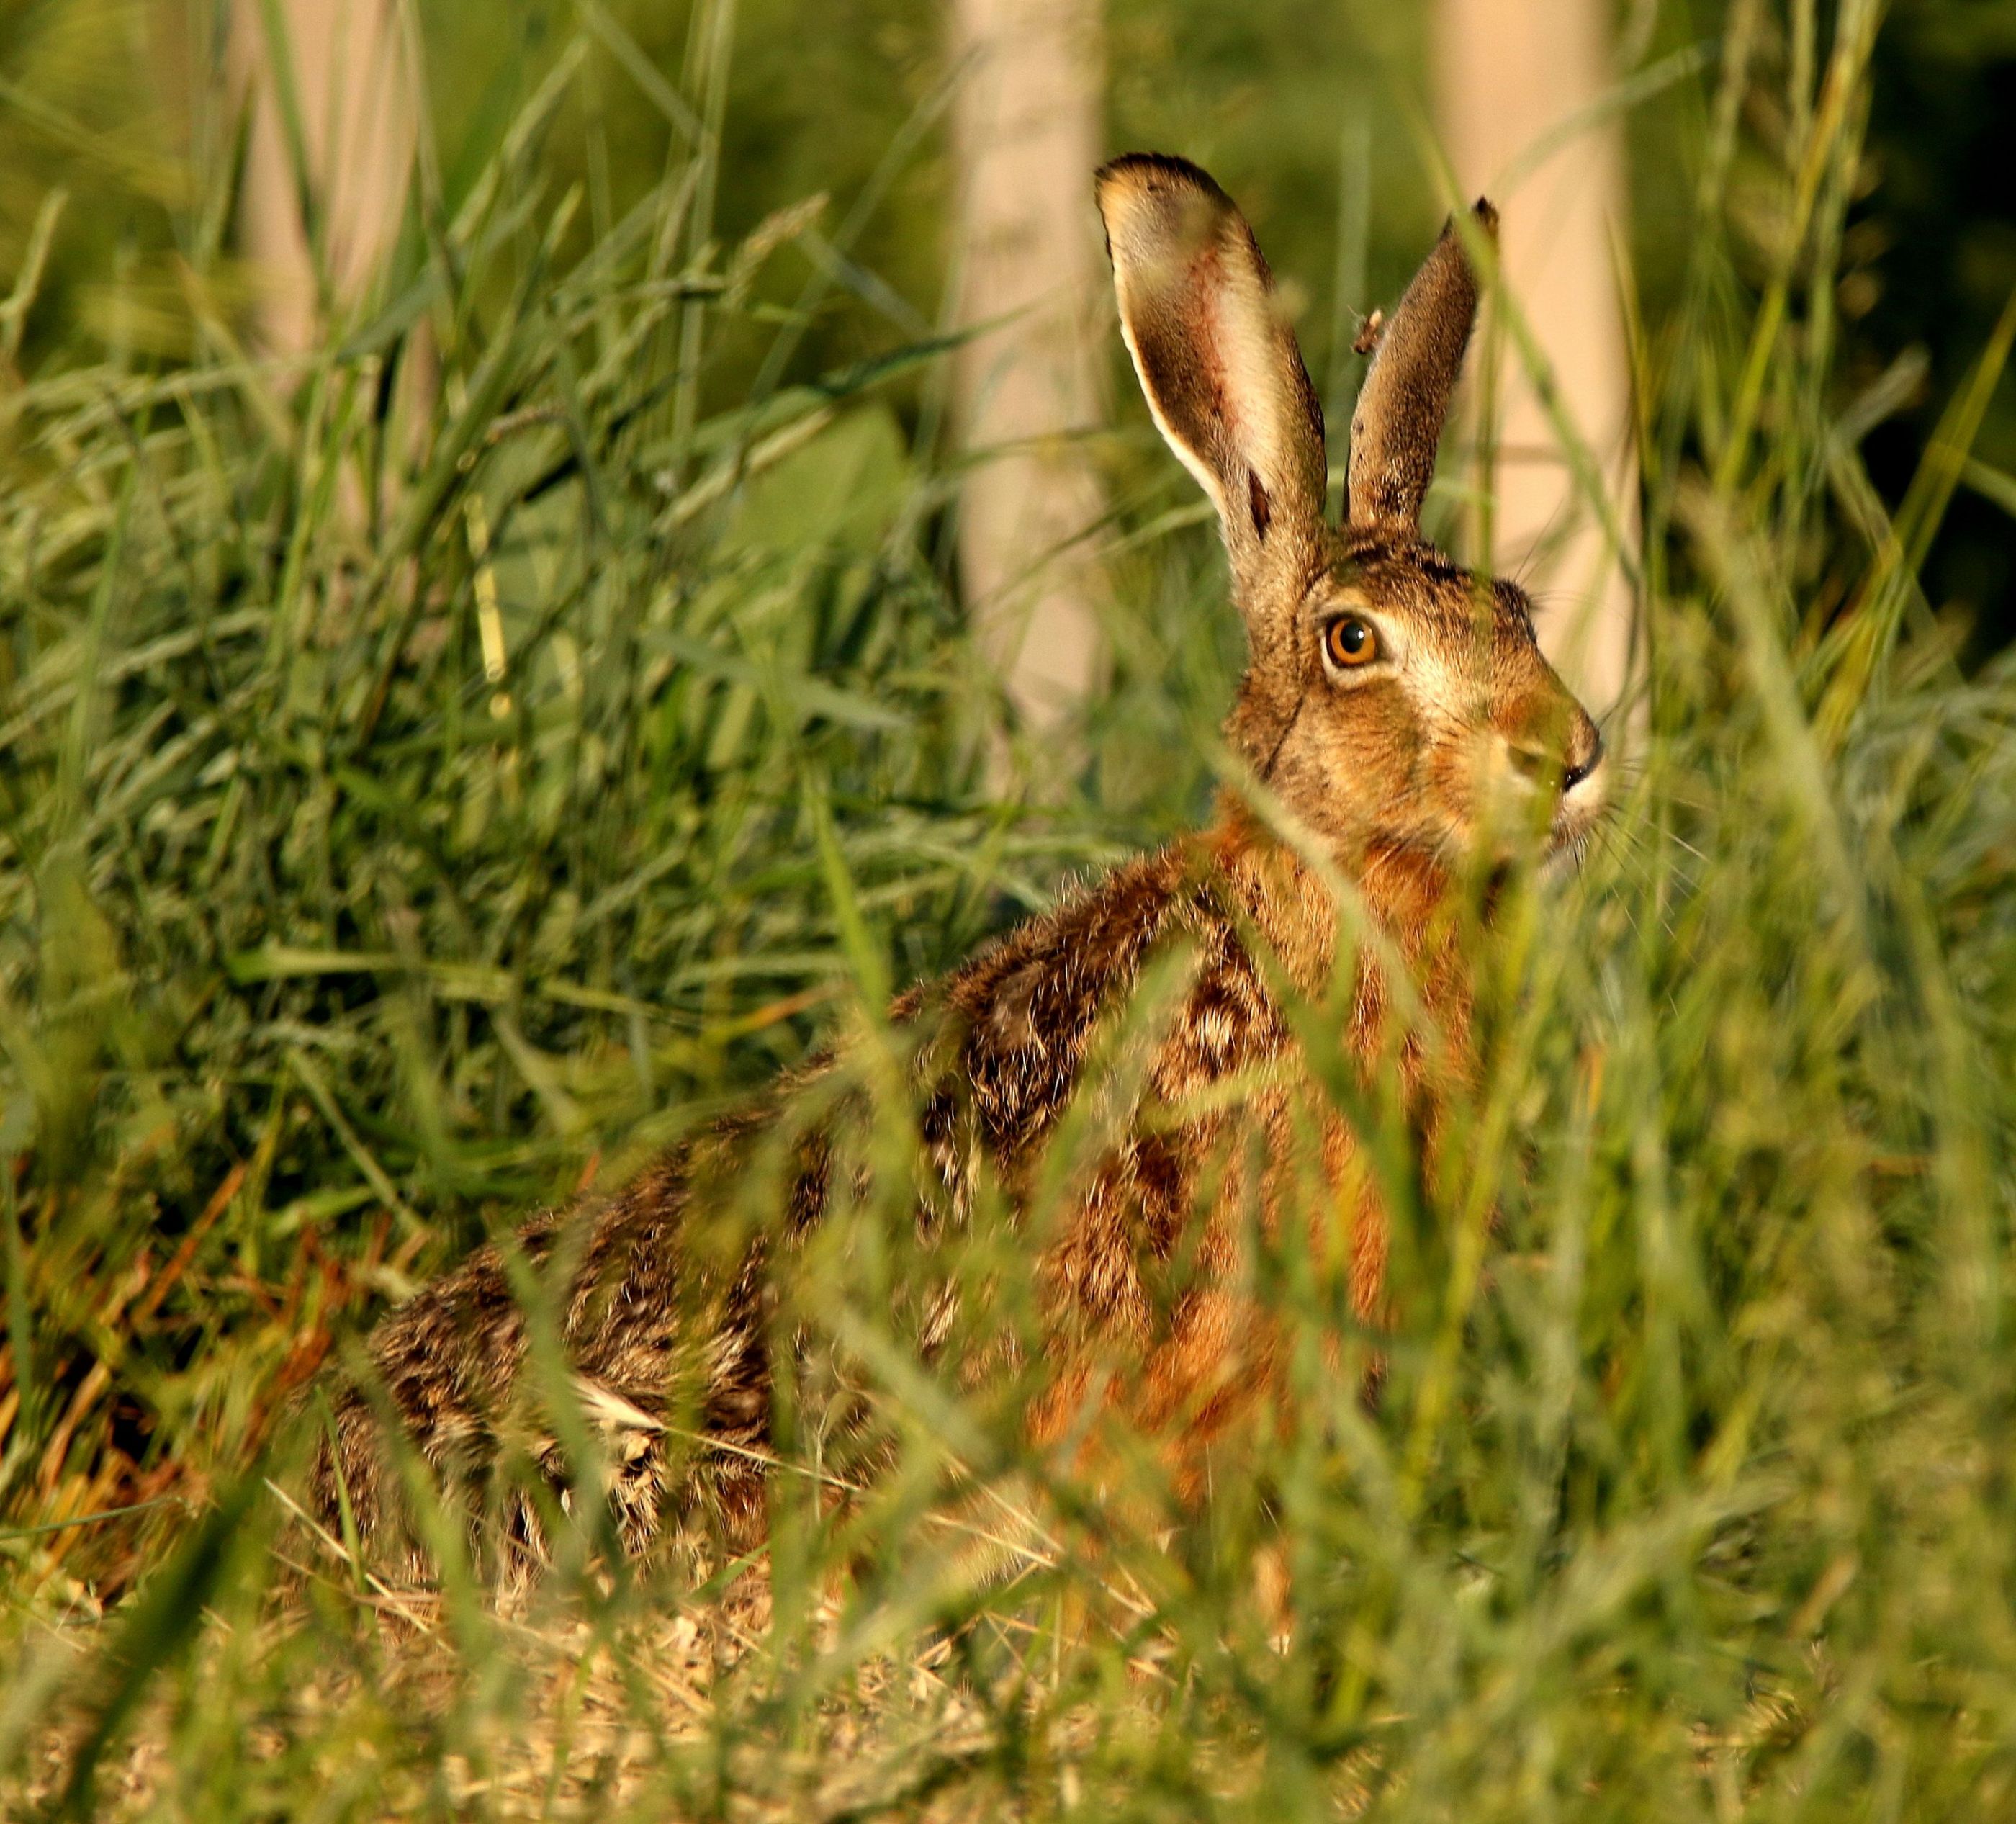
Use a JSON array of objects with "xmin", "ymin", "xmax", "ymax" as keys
[{"xmin": 309, "ymin": 154, "xmax": 1608, "ymax": 1580}]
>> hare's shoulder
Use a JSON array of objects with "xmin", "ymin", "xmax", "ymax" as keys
[{"xmin": 916, "ymin": 843, "xmax": 1232, "ymax": 1159}]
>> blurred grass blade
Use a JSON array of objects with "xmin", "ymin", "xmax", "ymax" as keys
[
  {"xmin": 1818, "ymin": 279, "xmax": 2016, "ymax": 744},
  {"xmin": 55, "ymin": 1469, "xmax": 261, "ymax": 1819}
]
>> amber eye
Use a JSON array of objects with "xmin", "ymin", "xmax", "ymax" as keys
[{"xmin": 1323, "ymin": 615, "xmax": 1379, "ymax": 670}]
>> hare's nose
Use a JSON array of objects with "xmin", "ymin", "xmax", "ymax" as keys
[
  {"xmin": 1506, "ymin": 722, "xmax": 1603, "ymax": 789},
  {"xmin": 1562, "ymin": 727, "xmax": 1605, "ymax": 793}
]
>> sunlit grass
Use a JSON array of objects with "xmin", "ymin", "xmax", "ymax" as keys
[{"xmin": 5, "ymin": 1, "xmax": 2016, "ymax": 1817}]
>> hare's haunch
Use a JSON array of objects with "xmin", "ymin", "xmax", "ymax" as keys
[{"xmin": 311, "ymin": 155, "xmax": 1607, "ymax": 1579}]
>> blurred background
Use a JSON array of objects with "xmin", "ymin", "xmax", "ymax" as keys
[{"xmin": 1, "ymin": 0, "xmax": 2010, "ymax": 706}]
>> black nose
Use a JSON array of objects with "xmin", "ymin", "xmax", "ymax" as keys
[{"xmin": 1562, "ymin": 727, "xmax": 1605, "ymax": 793}]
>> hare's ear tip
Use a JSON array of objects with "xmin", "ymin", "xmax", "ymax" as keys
[
  {"xmin": 1439, "ymin": 197, "xmax": 1500, "ymax": 241},
  {"xmin": 1097, "ymin": 150, "xmax": 1206, "ymax": 185},
  {"xmin": 1096, "ymin": 152, "xmax": 1227, "ymax": 207}
]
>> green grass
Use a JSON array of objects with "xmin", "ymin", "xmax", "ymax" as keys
[{"xmin": 6, "ymin": 2, "xmax": 2016, "ymax": 1816}]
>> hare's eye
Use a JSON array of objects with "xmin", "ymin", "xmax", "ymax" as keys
[{"xmin": 1323, "ymin": 616, "xmax": 1379, "ymax": 670}]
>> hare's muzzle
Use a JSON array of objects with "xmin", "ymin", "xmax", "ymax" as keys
[
  {"xmin": 1562, "ymin": 724, "xmax": 1605, "ymax": 793},
  {"xmin": 1546, "ymin": 714, "xmax": 1610, "ymax": 858},
  {"xmin": 1475, "ymin": 692, "xmax": 1607, "ymax": 862}
]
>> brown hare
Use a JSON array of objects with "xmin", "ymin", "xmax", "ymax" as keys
[{"xmin": 309, "ymin": 153, "xmax": 1607, "ymax": 1580}]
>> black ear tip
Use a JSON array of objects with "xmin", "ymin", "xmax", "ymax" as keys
[
  {"xmin": 1095, "ymin": 151, "xmax": 1231, "ymax": 207},
  {"xmin": 1436, "ymin": 198, "xmax": 1499, "ymax": 248}
]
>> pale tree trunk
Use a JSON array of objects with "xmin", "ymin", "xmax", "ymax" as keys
[
  {"xmin": 1434, "ymin": 0, "xmax": 1637, "ymax": 722},
  {"xmin": 949, "ymin": 0, "xmax": 1107, "ymax": 740},
  {"xmin": 237, "ymin": 0, "xmax": 416, "ymax": 357}
]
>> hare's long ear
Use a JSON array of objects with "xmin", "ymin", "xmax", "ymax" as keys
[
  {"xmin": 1346, "ymin": 201, "xmax": 1496, "ymax": 534},
  {"xmin": 1097, "ymin": 154, "xmax": 1328, "ymax": 655}
]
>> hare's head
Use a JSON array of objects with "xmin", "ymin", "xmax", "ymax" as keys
[{"xmin": 1097, "ymin": 154, "xmax": 1607, "ymax": 874}]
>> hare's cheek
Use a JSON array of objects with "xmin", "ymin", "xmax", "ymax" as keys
[{"xmin": 1424, "ymin": 732, "xmax": 1492, "ymax": 827}]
